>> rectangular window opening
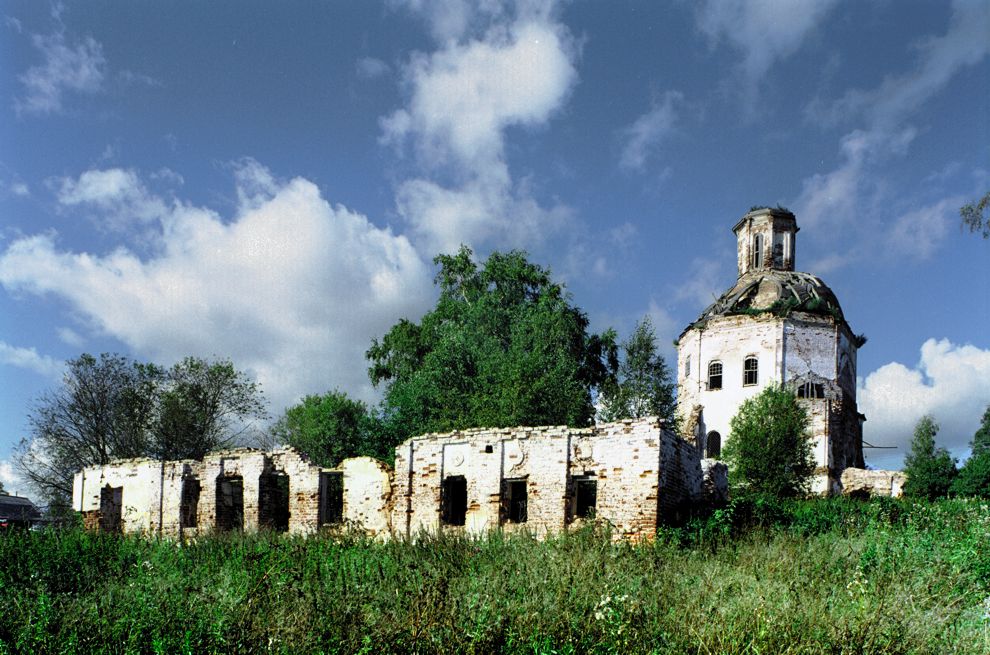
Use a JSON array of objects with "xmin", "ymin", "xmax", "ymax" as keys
[
  {"xmin": 216, "ymin": 476, "xmax": 244, "ymax": 531},
  {"xmin": 501, "ymin": 478, "xmax": 528, "ymax": 524},
  {"xmin": 180, "ymin": 477, "xmax": 200, "ymax": 529},
  {"xmin": 441, "ymin": 475, "xmax": 467, "ymax": 526},
  {"xmin": 319, "ymin": 472, "xmax": 344, "ymax": 526},
  {"xmin": 573, "ymin": 477, "xmax": 597, "ymax": 520},
  {"xmin": 708, "ymin": 362, "xmax": 723, "ymax": 391},
  {"xmin": 99, "ymin": 485, "xmax": 123, "ymax": 533},
  {"xmin": 797, "ymin": 382, "xmax": 825, "ymax": 399},
  {"xmin": 259, "ymin": 471, "xmax": 290, "ymax": 532},
  {"xmin": 743, "ymin": 357, "xmax": 758, "ymax": 386}
]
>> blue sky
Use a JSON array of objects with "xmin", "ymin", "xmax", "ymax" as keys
[{"xmin": 1, "ymin": 0, "xmax": 988, "ymax": 489}]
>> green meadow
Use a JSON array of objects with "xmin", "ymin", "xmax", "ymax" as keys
[{"xmin": 1, "ymin": 497, "xmax": 988, "ymax": 654}]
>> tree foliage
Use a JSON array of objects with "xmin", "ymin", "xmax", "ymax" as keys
[
  {"xmin": 902, "ymin": 415, "xmax": 957, "ymax": 500},
  {"xmin": 271, "ymin": 391, "xmax": 387, "ymax": 467},
  {"xmin": 723, "ymin": 385, "xmax": 814, "ymax": 498},
  {"xmin": 960, "ymin": 191, "xmax": 990, "ymax": 239},
  {"xmin": 597, "ymin": 316, "xmax": 675, "ymax": 424},
  {"xmin": 950, "ymin": 405, "xmax": 990, "ymax": 498},
  {"xmin": 151, "ymin": 357, "xmax": 267, "ymax": 461},
  {"xmin": 367, "ymin": 246, "xmax": 617, "ymax": 446},
  {"xmin": 15, "ymin": 353, "xmax": 266, "ymax": 506},
  {"xmin": 970, "ymin": 405, "xmax": 990, "ymax": 457}
]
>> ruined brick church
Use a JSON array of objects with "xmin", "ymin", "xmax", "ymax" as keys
[{"xmin": 73, "ymin": 207, "xmax": 870, "ymax": 537}]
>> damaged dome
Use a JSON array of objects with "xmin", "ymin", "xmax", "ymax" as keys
[{"xmin": 687, "ymin": 269, "xmax": 845, "ymax": 331}]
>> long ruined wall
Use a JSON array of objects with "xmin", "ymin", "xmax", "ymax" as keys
[
  {"xmin": 392, "ymin": 418, "xmax": 703, "ymax": 540},
  {"xmin": 73, "ymin": 418, "xmax": 706, "ymax": 541},
  {"xmin": 73, "ymin": 447, "xmax": 392, "ymax": 538}
]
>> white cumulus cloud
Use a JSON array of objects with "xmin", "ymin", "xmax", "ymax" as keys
[
  {"xmin": 383, "ymin": 1, "xmax": 578, "ymax": 253},
  {"xmin": 0, "ymin": 459, "xmax": 24, "ymax": 496},
  {"xmin": 0, "ymin": 341, "xmax": 64, "ymax": 380},
  {"xmin": 56, "ymin": 168, "xmax": 169, "ymax": 231},
  {"xmin": 0, "ymin": 164, "xmax": 435, "ymax": 416},
  {"xmin": 859, "ymin": 339, "xmax": 990, "ymax": 469}
]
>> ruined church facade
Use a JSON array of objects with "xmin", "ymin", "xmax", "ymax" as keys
[
  {"xmin": 676, "ymin": 208, "xmax": 865, "ymax": 493},
  {"xmin": 72, "ymin": 417, "xmax": 716, "ymax": 540}
]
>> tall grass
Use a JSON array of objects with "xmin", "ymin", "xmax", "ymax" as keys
[{"xmin": 1, "ymin": 497, "xmax": 988, "ymax": 654}]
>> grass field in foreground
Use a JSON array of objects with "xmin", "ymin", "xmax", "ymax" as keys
[{"xmin": 1, "ymin": 496, "xmax": 989, "ymax": 654}]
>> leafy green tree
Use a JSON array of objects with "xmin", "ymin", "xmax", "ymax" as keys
[
  {"xmin": 902, "ymin": 415, "xmax": 957, "ymax": 499},
  {"xmin": 960, "ymin": 191, "xmax": 990, "ymax": 239},
  {"xmin": 151, "ymin": 357, "xmax": 267, "ymax": 460},
  {"xmin": 367, "ymin": 246, "xmax": 617, "ymax": 446},
  {"xmin": 597, "ymin": 316, "xmax": 675, "ymax": 424},
  {"xmin": 970, "ymin": 405, "xmax": 990, "ymax": 456},
  {"xmin": 271, "ymin": 391, "xmax": 387, "ymax": 467},
  {"xmin": 950, "ymin": 405, "xmax": 990, "ymax": 498},
  {"xmin": 15, "ymin": 353, "xmax": 266, "ymax": 506},
  {"xmin": 723, "ymin": 384, "xmax": 814, "ymax": 498}
]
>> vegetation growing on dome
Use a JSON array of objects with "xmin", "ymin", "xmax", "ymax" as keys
[{"xmin": 747, "ymin": 204, "xmax": 794, "ymax": 215}]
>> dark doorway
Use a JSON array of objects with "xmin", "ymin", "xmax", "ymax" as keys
[
  {"xmin": 180, "ymin": 477, "xmax": 200, "ymax": 529},
  {"xmin": 440, "ymin": 475, "xmax": 467, "ymax": 526},
  {"xmin": 706, "ymin": 431, "xmax": 721, "ymax": 459},
  {"xmin": 99, "ymin": 485, "xmax": 123, "ymax": 533},
  {"xmin": 501, "ymin": 478, "xmax": 528, "ymax": 524},
  {"xmin": 319, "ymin": 472, "xmax": 344, "ymax": 526},
  {"xmin": 573, "ymin": 477, "xmax": 597, "ymax": 520},
  {"xmin": 259, "ymin": 471, "xmax": 290, "ymax": 532},
  {"xmin": 216, "ymin": 475, "xmax": 244, "ymax": 531}
]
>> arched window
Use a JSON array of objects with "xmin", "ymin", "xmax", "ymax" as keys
[
  {"xmin": 706, "ymin": 431, "xmax": 721, "ymax": 458},
  {"xmin": 684, "ymin": 354, "xmax": 691, "ymax": 378},
  {"xmin": 752, "ymin": 233, "xmax": 764, "ymax": 269},
  {"xmin": 707, "ymin": 361, "xmax": 722, "ymax": 390},
  {"xmin": 743, "ymin": 356, "xmax": 758, "ymax": 386}
]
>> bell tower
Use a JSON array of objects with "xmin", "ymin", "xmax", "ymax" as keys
[{"xmin": 731, "ymin": 207, "xmax": 798, "ymax": 277}]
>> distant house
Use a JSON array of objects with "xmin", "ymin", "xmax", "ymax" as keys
[{"xmin": 0, "ymin": 492, "xmax": 42, "ymax": 529}]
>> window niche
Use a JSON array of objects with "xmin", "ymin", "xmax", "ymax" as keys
[
  {"xmin": 216, "ymin": 475, "xmax": 244, "ymax": 531},
  {"xmin": 570, "ymin": 476, "xmax": 597, "ymax": 521},
  {"xmin": 743, "ymin": 356, "xmax": 758, "ymax": 386},
  {"xmin": 441, "ymin": 475, "xmax": 467, "ymax": 526},
  {"xmin": 99, "ymin": 485, "xmax": 123, "ymax": 533},
  {"xmin": 752, "ymin": 233, "xmax": 764, "ymax": 269},
  {"xmin": 706, "ymin": 431, "xmax": 721, "ymax": 459},
  {"xmin": 258, "ymin": 470, "xmax": 290, "ymax": 532},
  {"xmin": 797, "ymin": 382, "xmax": 825, "ymax": 399},
  {"xmin": 707, "ymin": 361, "xmax": 723, "ymax": 390},
  {"xmin": 319, "ymin": 471, "xmax": 344, "ymax": 526},
  {"xmin": 180, "ymin": 477, "xmax": 200, "ymax": 529},
  {"xmin": 501, "ymin": 478, "xmax": 528, "ymax": 524}
]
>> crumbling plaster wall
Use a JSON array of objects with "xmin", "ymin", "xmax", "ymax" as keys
[
  {"xmin": 392, "ymin": 418, "xmax": 703, "ymax": 540},
  {"xmin": 677, "ymin": 311, "xmax": 861, "ymax": 488},
  {"xmin": 74, "ymin": 458, "xmax": 166, "ymax": 534},
  {"xmin": 840, "ymin": 468, "xmax": 906, "ymax": 498},
  {"xmin": 75, "ymin": 419, "xmax": 705, "ymax": 541},
  {"xmin": 73, "ymin": 447, "xmax": 392, "ymax": 537},
  {"xmin": 340, "ymin": 457, "xmax": 392, "ymax": 536}
]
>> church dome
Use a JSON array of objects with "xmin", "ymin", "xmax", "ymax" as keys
[{"xmin": 685, "ymin": 269, "xmax": 846, "ymax": 332}]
